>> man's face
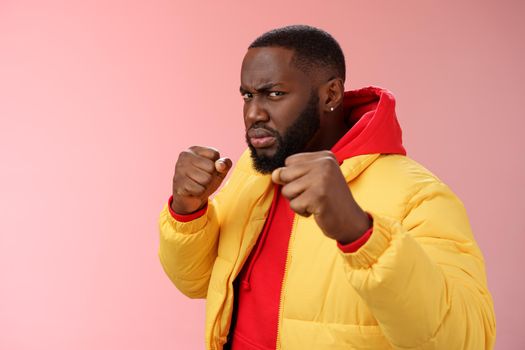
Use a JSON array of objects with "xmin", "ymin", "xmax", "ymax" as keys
[{"xmin": 240, "ymin": 47, "xmax": 321, "ymax": 174}]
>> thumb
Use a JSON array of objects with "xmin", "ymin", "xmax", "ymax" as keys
[
  {"xmin": 271, "ymin": 167, "xmax": 286, "ymax": 185},
  {"xmin": 215, "ymin": 157, "xmax": 232, "ymax": 176}
]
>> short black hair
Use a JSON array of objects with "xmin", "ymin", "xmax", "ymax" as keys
[{"xmin": 249, "ymin": 25, "xmax": 346, "ymax": 82}]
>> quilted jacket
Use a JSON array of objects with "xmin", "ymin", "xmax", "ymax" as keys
[{"xmin": 158, "ymin": 88, "xmax": 496, "ymax": 349}]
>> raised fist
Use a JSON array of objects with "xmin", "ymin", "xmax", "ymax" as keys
[
  {"xmin": 171, "ymin": 146, "xmax": 232, "ymax": 215},
  {"xmin": 272, "ymin": 151, "xmax": 370, "ymax": 244}
]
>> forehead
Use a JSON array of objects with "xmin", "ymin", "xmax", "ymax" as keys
[{"xmin": 240, "ymin": 47, "xmax": 310, "ymax": 88}]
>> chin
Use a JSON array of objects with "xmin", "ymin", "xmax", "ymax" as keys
[
  {"xmin": 254, "ymin": 147, "xmax": 277, "ymax": 158},
  {"xmin": 248, "ymin": 145, "xmax": 283, "ymax": 174}
]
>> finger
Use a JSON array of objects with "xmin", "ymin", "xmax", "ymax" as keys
[
  {"xmin": 175, "ymin": 179, "xmax": 206, "ymax": 197},
  {"xmin": 284, "ymin": 150, "xmax": 336, "ymax": 166},
  {"xmin": 288, "ymin": 192, "xmax": 315, "ymax": 218},
  {"xmin": 276, "ymin": 163, "xmax": 311, "ymax": 184},
  {"xmin": 185, "ymin": 167, "xmax": 213, "ymax": 187},
  {"xmin": 271, "ymin": 167, "xmax": 287, "ymax": 185},
  {"xmin": 178, "ymin": 148, "xmax": 216, "ymax": 173},
  {"xmin": 189, "ymin": 145, "xmax": 221, "ymax": 161},
  {"xmin": 215, "ymin": 157, "xmax": 232, "ymax": 175},
  {"xmin": 281, "ymin": 175, "xmax": 310, "ymax": 201},
  {"xmin": 190, "ymin": 155, "xmax": 216, "ymax": 174}
]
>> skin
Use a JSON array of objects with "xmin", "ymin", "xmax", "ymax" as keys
[
  {"xmin": 171, "ymin": 146, "xmax": 232, "ymax": 215},
  {"xmin": 241, "ymin": 47, "xmax": 346, "ymax": 157},
  {"xmin": 171, "ymin": 46, "xmax": 371, "ymax": 244}
]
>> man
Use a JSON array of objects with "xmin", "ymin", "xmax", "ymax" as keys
[{"xmin": 158, "ymin": 25, "xmax": 495, "ymax": 349}]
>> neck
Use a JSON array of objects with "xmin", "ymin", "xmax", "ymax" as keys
[{"xmin": 305, "ymin": 109, "xmax": 349, "ymax": 152}]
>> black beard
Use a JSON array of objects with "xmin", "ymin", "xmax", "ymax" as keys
[{"xmin": 246, "ymin": 92, "xmax": 320, "ymax": 174}]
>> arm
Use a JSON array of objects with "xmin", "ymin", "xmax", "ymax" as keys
[
  {"xmin": 157, "ymin": 146, "xmax": 232, "ymax": 299},
  {"xmin": 339, "ymin": 182, "xmax": 496, "ymax": 349},
  {"xmin": 158, "ymin": 198, "xmax": 220, "ymax": 299}
]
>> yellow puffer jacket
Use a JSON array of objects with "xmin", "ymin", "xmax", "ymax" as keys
[{"xmin": 158, "ymin": 149, "xmax": 495, "ymax": 349}]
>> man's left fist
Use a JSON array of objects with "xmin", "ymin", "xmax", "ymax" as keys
[{"xmin": 272, "ymin": 151, "xmax": 371, "ymax": 244}]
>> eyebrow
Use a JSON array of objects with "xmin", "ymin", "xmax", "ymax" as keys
[{"xmin": 239, "ymin": 82, "xmax": 283, "ymax": 94}]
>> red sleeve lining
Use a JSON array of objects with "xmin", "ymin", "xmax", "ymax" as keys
[
  {"xmin": 167, "ymin": 195, "xmax": 207, "ymax": 222},
  {"xmin": 336, "ymin": 213, "xmax": 373, "ymax": 253}
]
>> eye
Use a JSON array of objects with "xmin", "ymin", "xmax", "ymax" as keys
[
  {"xmin": 242, "ymin": 92, "xmax": 253, "ymax": 101},
  {"xmin": 268, "ymin": 91, "xmax": 285, "ymax": 98}
]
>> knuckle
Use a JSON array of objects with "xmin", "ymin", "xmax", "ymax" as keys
[
  {"xmin": 199, "ymin": 146, "xmax": 219, "ymax": 160},
  {"xmin": 173, "ymin": 184, "xmax": 185, "ymax": 196},
  {"xmin": 281, "ymin": 185, "xmax": 292, "ymax": 199},
  {"xmin": 284, "ymin": 154, "xmax": 298, "ymax": 166},
  {"xmin": 278, "ymin": 168, "xmax": 288, "ymax": 182},
  {"xmin": 202, "ymin": 173, "xmax": 213, "ymax": 184},
  {"xmin": 202, "ymin": 160, "xmax": 215, "ymax": 173},
  {"xmin": 183, "ymin": 182, "xmax": 194, "ymax": 193},
  {"xmin": 320, "ymin": 156, "xmax": 335, "ymax": 166},
  {"xmin": 209, "ymin": 148, "xmax": 220, "ymax": 159},
  {"xmin": 323, "ymin": 150, "xmax": 336, "ymax": 158},
  {"xmin": 178, "ymin": 150, "xmax": 191, "ymax": 162},
  {"xmin": 290, "ymin": 200, "xmax": 304, "ymax": 213},
  {"xmin": 193, "ymin": 185, "xmax": 205, "ymax": 196},
  {"xmin": 316, "ymin": 189, "xmax": 328, "ymax": 202},
  {"xmin": 315, "ymin": 156, "xmax": 337, "ymax": 171}
]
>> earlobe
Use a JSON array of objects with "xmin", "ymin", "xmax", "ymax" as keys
[{"xmin": 323, "ymin": 78, "xmax": 344, "ymax": 112}]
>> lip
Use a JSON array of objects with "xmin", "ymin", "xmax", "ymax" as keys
[
  {"xmin": 247, "ymin": 128, "xmax": 277, "ymax": 148},
  {"xmin": 250, "ymin": 136, "xmax": 276, "ymax": 148}
]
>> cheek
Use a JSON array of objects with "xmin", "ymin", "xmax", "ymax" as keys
[
  {"xmin": 242, "ymin": 104, "xmax": 248, "ymax": 127},
  {"xmin": 271, "ymin": 103, "xmax": 301, "ymax": 132}
]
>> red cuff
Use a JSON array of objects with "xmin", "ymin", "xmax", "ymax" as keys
[
  {"xmin": 336, "ymin": 214, "xmax": 373, "ymax": 253},
  {"xmin": 167, "ymin": 195, "xmax": 207, "ymax": 222}
]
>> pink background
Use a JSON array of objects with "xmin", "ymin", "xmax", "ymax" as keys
[{"xmin": 1, "ymin": 1, "xmax": 523, "ymax": 349}]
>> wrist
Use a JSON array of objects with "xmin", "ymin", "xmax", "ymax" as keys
[
  {"xmin": 170, "ymin": 195, "xmax": 206, "ymax": 215},
  {"xmin": 168, "ymin": 195, "xmax": 208, "ymax": 222},
  {"xmin": 336, "ymin": 210, "xmax": 372, "ymax": 245}
]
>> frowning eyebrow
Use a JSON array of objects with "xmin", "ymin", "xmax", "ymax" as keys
[{"xmin": 239, "ymin": 82, "xmax": 284, "ymax": 94}]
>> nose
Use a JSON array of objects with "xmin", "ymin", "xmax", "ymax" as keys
[{"xmin": 244, "ymin": 98, "xmax": 269, "ymax": 126}]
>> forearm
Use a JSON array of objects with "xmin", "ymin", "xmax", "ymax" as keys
[
  {"xmin": 158, "ymin": 201, "xmax": 220, "ymax": 298},
  {"xmin": 340, "ymin": 213, "xmax": 495, "ymax": 349}
]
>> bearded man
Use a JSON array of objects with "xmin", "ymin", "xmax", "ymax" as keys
[{"xmin": 158, "ymin": 25, "xmax": 496, "ymax": 350}]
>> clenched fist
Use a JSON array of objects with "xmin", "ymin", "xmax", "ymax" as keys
[
  {"xmin": 272, "ymin": 151, "xmax": 371, "ymax": 244},
  {"xmin": 171, "ymin": 146, "xmax": 232, "ymax": 215}
]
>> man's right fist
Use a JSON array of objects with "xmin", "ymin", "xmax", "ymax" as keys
[{"xmin": 171, "ymin": 146, "xmax": 232, "ymax": 215}]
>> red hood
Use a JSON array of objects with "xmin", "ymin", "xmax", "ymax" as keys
[{"xmin": 331, "ymin": 86, "xmax": 406, "ymax": 163}]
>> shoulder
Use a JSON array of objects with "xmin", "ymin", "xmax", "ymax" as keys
[
  {"xmin": 365, "ymin": 154, "xmax": 442, "ymax": 188},
  {"xmin": 353, "ymin": 154, "xmax": 463, "ymax": 217}
]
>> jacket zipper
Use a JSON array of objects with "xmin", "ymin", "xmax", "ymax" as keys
[
  {"xmin": 210, "ymin": 185, "xmax": 277, "ymax": 349},
  {"xmin": 275, "ymin": 214, "xmax": 298, "ymax": 350}
]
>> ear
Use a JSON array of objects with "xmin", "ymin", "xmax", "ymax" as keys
[{"xmin": 319, "ymin": 78, "xmax": 344, "ymax": 113}]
